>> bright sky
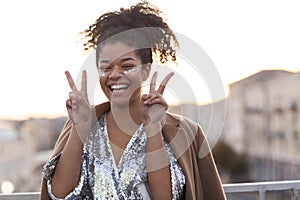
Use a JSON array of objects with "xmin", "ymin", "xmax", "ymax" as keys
[{"xmin": 0, "ymin": 0, "xmax": 299, "ymax": 119}]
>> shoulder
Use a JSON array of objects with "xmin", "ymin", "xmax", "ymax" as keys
[
  {"xmin": 166, "ymin": 112, "xmax": 201, "ymax": 131},
  {"xmin": 166, "ymin": 112, "xmax": 207, "ymax": 144},
  {"xmin": 165, "ymin": 112, "xmax": 206, "ymax": 142},
  {"xmin": 166, "ymin": 112, "xmax": 215, "ymax": 160}
]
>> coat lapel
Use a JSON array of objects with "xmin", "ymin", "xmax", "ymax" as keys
[{"xmin": 47, "ymin": 103, "xmax": 199, "ymax": 200}]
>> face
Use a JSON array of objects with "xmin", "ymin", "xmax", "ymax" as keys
[{"xmin": 98, "ymin": 42, "xmax": 150, "ymax": 106}]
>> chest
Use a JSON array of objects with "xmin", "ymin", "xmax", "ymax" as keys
[
  {"xmin": 84, "ymin": 114, "xmax": 186, "ymax": 199},
  {"xmin": 107, "ymin": 126, "xmax": 133, "ymax": 166}
]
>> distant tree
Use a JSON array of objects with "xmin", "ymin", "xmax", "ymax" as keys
[{"xmin": 213, "ymin": 139, "xmax": 248, "ymax": 181}]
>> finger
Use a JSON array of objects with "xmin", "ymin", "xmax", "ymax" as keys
[
  {"xmin": 69, "ymin": 91, "xmax": 78, "ymax": 103},
  {"xmin": 69, "ymin": 91, "xmax": 73, "ymax": 99},
  {"xmin": 65, "ymin": 71, "xmax": 77, "ymax": 91},
  {"xmin": 143, "ymin": 94, "xmax": 154, "ymax": 104},
  {"xmin": 66, "ymin": 99, "xmax": 74, "ymax": 122},
  {"xmin": 145, "ymin": 96, "xmax": 164, "ymax": 105},
  {"xmin": 158, "ymin": 72, "xmax": 174, "ymax": 94},
  {"xmin": 66, "ymin": 99, "xmax": 72, "ymax": 110},
  {"xmin": 149, "ymin": 71, "xmax": 158, "ymax": 92},
  {"xmin": 81, "ymin": 70, "xmax": 87, "ymax": 95},
  {"xmin": 142, "ymin": 93, "xmax": 152, "ymax": 101},
  {"xmin": 67, "ymin": 108, "xmax": 74, "ymax": 122},
  {"xmin": 144, "ymin": 93, "xmax": 162, "ymax": 104},
  {"xmin": 148, "ymin": 100, "xmax": 168, "ymax": 110}
]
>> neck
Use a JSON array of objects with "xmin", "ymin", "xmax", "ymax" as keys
[{"xmin": 108, "ymin": 98, "xmax": 143, "ymax": 134}]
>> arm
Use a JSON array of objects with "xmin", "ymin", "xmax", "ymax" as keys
[
  {"xmin": 145, "ymin": 123, "xmax": 172, "ymax": 200},
  {"xmin": 142, "ymin": 71, "xmax": 174, "ymax": 200},
  {"xmin": 51, "ymin": 127, "xmax": 84, "ymax": 198},
  {"xmin": 42, "ymin": 120, "xmax": 93, "ymax": 200},
  {"xmin": 50, "ymin": 70, "xmax": 94, "ymax": 198}
]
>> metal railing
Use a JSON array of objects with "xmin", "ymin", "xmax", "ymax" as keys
[
  {"xmin": 0, "ymin": 180, "xmax": 299, "ymax": 200},
  {"xmin": 0, "ymin": 192, "xmax": 39, "ymax": 200},
  {"xmin": 224, "ymin": 180, "xmax": 300, "ymax": 200}
]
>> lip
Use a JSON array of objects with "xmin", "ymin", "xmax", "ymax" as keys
[{"xmin": 107, "ymin": 82, "xmax": 132, "ymax": 97}]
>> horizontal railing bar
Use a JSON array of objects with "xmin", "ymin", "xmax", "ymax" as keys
[
  {"xmin": 223, "ymin": 180, "xmax": 300, "ymax": 193},
  {"xmin": 0, "ymin": 192, "xmax": 39, "ymax": 200},
  {"xmin": 0, "ymin": 180, "xmax": 299, "ymax": 199}
]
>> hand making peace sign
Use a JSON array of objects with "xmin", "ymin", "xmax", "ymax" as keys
[
  {"xmin": 141, "ymin": 71, "xmax": 174, "ymax": 125},
  {"xmin": 65, "ymin": 70, "xmax": 95, "ymax": 141}
]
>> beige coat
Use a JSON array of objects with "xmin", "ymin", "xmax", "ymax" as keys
[{"xmin": 40, "ymin": 102, "xmax": 226, "ymax": 200}]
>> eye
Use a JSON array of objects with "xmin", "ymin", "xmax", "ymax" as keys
[
  {"xmin": 99, "ymin": 65, "xmax": 112, "ymax": 72},
  {"xmin": 122, "ymin": 64, "xmax": 135, "ymax": 70}
]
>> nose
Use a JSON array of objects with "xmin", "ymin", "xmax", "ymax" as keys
[{"xmin": 108, "ymin": 66, "xmax": 123, "ymax": 79}]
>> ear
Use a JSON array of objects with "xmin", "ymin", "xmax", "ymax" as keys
[{"xmin": 142, "ymin": 63, "xmax": 151, "ymax": 81}]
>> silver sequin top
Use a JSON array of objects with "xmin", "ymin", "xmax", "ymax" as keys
[{"xmin": 43, "ymin": 114, "xmax": 185, "ymax": 199}]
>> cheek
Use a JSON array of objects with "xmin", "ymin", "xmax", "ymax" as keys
[
  {"xmin": 99, "ymin": 79, "xmax": 107, "ymax": 92},
  {"xmin": 132, "ymin": 75, "xmax": 143, "ymax": 86},
  {"xmin": 127, "ymin": 76, "xmax": 143, "ymax": 95}
]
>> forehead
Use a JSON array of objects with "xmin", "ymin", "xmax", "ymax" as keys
[{"xmin": 98, "ymin": 42, "xmax": 140, "ymax": 62}]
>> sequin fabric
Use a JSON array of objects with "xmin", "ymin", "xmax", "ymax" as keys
[{"xmin": 43, "ymin": 114, "xmax": 185, "ymax": 199}]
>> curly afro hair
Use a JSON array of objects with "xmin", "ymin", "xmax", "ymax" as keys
[{"xmin": 81, "ymin": 1, "xmax": 179, "ymax": 65}]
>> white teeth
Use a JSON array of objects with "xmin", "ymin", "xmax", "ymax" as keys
[{"xmin": 111, "ymin": 84, "xmax": 128, "ymax": 90}]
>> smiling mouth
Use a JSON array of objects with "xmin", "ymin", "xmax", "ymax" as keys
[{"xmin": 110, "ymin": 84, "xmax": 130, "ymax": 92}]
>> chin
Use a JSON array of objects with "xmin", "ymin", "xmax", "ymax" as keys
[{"xmin": 110, "ymin": 91, "xmax": 141, "ymax": 108}]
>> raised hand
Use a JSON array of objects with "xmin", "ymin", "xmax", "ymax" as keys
[
  {"xmin": 142, "ymin": 71, "xmax": 174, "ymax": 127},
  {"xmin": 65, "ymin": 70, "xmax": 94, "ymax": 142}
]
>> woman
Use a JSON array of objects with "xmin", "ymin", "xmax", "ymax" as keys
[{"xmin": 41, "ymin": 1, "xmax": 226, "ymax": 199}]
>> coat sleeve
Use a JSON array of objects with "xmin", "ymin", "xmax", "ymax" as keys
[
  {"xmin": 165, "ymin": 113, "xmax": 227, "ymax": 200},
  {"xmin": 42, "ymin": 151, "xmax": 92, "ymax": 200},
  {"xmin": 40, "ymin": 102, "xmax": 109, "ymax": 200},
  {"xmin": 196, "ymin": 124, "xmax": 227, "ymax": 200},
  {"xmin": 40, "ymin": 119, "xmax": 72, "ymax": 200}
]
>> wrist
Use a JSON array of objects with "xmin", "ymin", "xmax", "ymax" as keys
[{"xmin": 144, "ymin": 121, "xmax": 162, "ymax": 138}]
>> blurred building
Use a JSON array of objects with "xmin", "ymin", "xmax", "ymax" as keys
[
  {"xmin": 169, "ymin": 69, "xmax": 300, "ymax": 182},
  {"xmin": 20, "ymin": 117, "xmax": 66, "ymax": 151},
  {"xmin": 0, "ymin": 117, "xmax": 67, "ymax": 193},
  {"xmin": 223, "ymin": 70, "xmax": 300, "ymax": 181}
]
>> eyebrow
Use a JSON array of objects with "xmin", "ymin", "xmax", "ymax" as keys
[
  {"xmin": 98, "ymin": 57, "xmax": 136, "ymax": 64},
  {"xmin": 98, "ymin": 59, "xmax": 109, "ymax": 64},
  {"xmin": 120, "ymin": 57, "xmax": 136, "ymax": 62}
]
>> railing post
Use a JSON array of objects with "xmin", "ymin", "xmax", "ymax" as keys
[
  {"xmin": 258, "ymin": 190, "xmax": 266, "ymax": 200},
  {"xmin": 293, "ymin": 189, "xmax": 300, "ymax": 200}
]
